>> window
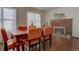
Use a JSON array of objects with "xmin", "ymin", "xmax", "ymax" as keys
[
  {"xmin": 0, "ymin": 8, "xmax": 16, "ymax": 31},
  {"xmin": 3, "ymin": 8, "xmax": 16, "ymax": 20},
  {"xmin": 27, "ymin": 12, "xmax": 41, "ymax": 28},
  {"xmin": 3, "ymin": 8, "xmax": 16, "ymax": 31}
]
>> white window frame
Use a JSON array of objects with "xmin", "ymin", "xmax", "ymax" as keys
[
  {"xmin": 0, "ymin": 7, "xmax": 16, "ymax": 31},
  {"xmin": 27, "ymin": 12, "xmax": 41, "ymax": 28}
]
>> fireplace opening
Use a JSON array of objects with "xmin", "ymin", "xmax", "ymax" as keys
[{"xmin": 54, "ymin": 26, "xmax": 65, "ymax": 35}]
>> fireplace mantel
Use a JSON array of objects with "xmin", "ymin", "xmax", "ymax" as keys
[{"xmin": 51, "ymin": 18, "xmax": 72, "ymax": 35}]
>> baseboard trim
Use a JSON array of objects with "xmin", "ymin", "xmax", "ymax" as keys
[{"xmin": 72, "ymin": 36, "xmax": 79, "ymax": 39}]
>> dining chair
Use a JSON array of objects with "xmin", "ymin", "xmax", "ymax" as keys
[
  {"xmin": 18, "ymin": 25, "xmax": 32, "ymax": 51},
  {"xmin": 18, "ymin": 25, "xmax": 32, "ymax": 30},
  {"xmin": 0, "ymin": 28, "xmax": 16, "ymax": 51},
  {"xmin": 42, "ymin": 26, "xmax": 52, "ymax": 50},
  {"xmin": 24, "ymin": 28, "xmax": 42, "ymax": 51},
  {"xmin": 18, "ymin": 25, "xmax": 27, "ymax": 31}
]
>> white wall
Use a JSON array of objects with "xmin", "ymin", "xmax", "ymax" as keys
[{"xmin": 45, "ymin": 7, "xmax": 79, "ymax": 37}]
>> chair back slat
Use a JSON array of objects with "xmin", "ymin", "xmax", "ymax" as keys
[
  {"xmin": 28, "ymin": 28, "xmax": 42, "ymax": 40},
  {"xmin": 43, "ymin": 26, "xmax": 52, "ymax": 36},
  {"xmin": 18, "ymin": 26, "xmax": 27, "ymax": 31}
]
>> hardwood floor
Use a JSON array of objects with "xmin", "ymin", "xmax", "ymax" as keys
[
  {"xmin": 47, "ymin": 35, "xmax": 79, "ymax": 51},
  {"xmin": 0, "ymin": 35, "xmax": 79, "ymax": 51},
  {"xmin": 47, "ymin": 35, "xmax": 72, "ymax": 51},
  {"xmin": 0, "ymin": 43, "xmax": 4, "ymax": 51},
  {"xmin": 72, "ymin": 39, "xmax": 79, "ymax": 51}
]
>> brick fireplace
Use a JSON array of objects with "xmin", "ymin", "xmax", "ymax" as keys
[{"xmin": 51, "ymin": 18, "xmax": 72, "ymax": 36}]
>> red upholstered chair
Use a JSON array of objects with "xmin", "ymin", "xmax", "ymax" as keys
[
  {"xmin": 0, "ymin": 28, "xmax": 16, "ymax": 51},
  {"xmin": 24, "ymin": 28, "xmax": 42, "ymax": 51},
  {"xmin": 42, "ymin": 26, "xmax": 52, "ymax": 50},
  {"xmin": 18, "ymin": 25, "xmax": 33, "ymax": 51},
  {"xmin": 18, "ymin": 25, "xmax": 27, "ymax": 31}
]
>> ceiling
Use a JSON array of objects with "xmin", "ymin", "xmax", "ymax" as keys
[{"xmin": 35, "ymin": 7, "xmax": 58, "ymax": 11}]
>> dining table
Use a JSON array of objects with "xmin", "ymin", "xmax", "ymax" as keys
[
  {"xmin": 10, "ymin": 27, "xmax": 45, "ymax": 51},
  {"xmin": 10, "ymin": 30, "xmax": 28, "ymax": 51}
]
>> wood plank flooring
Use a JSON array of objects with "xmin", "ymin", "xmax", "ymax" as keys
[{"xmin": 0, "ymin": 35, "xmax": 79, "ymax": 51}]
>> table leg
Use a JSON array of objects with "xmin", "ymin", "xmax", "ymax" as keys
[{"xmin": 16, "ymin": 36, "xmax": 20, "ymax": 51}]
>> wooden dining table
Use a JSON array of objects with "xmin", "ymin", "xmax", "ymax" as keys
[
  {"xmin": 10, "ymin": 30, "xmax": 28, "ymax": 51},
  {"xmin": 10, "ymin": 27, "xmax": 47, "ymax": 51}
]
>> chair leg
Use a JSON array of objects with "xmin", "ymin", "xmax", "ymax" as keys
[
  {"xmin": 49, "ymin": 35, "xmax": 52, "ymax": 48},
  {"xmin": 29, "ymin": 41, "xmax": 31, "ymax": 51},
  {"xmin": 13, "ymin": 48, "xmax": 15, "ymax": 51},
  {"xmin": 4, "ymin": 42, "xmax": 8, "ymax": 51},
  {"xmin": 43, "ymin": 37, "xmax": 46, "ymax": 51},
  {"xmin": 39, "ymin": 38, "xmax": 41, "ymax": 51},
  {"xmin": 46, "ymin": 40, "xmax": 48, "ymax": 44},
  {"xmin": 22, "ymin": 44, "xmax": 25, "ymax": 51}
]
